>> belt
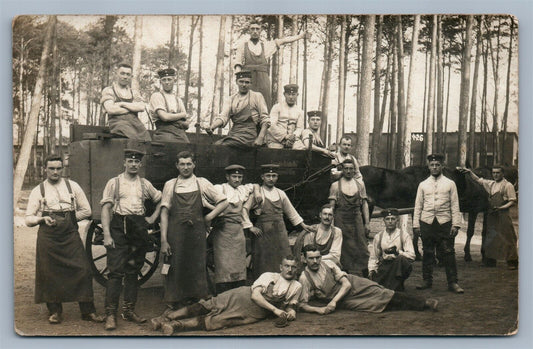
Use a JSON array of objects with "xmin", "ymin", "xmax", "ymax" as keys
[{"xmin": 42, "ymin": 211, "xmax": 72, "ymax": 217}]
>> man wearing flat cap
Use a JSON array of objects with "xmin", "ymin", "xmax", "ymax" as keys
[
  {"xmin": 266, "ymin": 84, "xmax": 305, "ymax": 149},
  {"xmin": 413, "ymin": 154, "xmax": 464, "ymax": 294},
  {"xmin": 368, "ymin": 208, "xmax": 416, "ymax": 291},
  {"xmin": 210, "ymin": 165, "xmax": 261, "ymax": 294},
  {"xmin": 208, "ymin": 71, "xmax": 270, "ymax": 148},
  {"xmin": 149, "ymin": 67, "xmax": 190, "ymax": 143},
  {"xmin": 100, "ymin": 148, "xmax": 163, "ymax": 330},
  {"xmin": 293, "ymin": 111, "xmax": 335, "ymax": 158},
  {"xmin": 101, "ymin": 63, "xmax": 151, "ymax": 141},
  {"xmin": 234, "ymin": 18, "xmax": 308, "ymax": 109},
  {"xmin": 243, "ymin": 164, "xmax": 312, "ymax": 279}
]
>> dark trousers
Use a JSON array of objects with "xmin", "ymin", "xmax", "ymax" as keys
[
  {"xmin": 105, "ymin": 215, "xmax": 147, "ymax": 315},
  {"xmin": 384, "ymin": 292, "xmax": 426, "ymax": 311},
  {"xmin": 420, "ymin": 218, "xmax": 458, "ymax": 284},
  {"xmin": 47, "ymin": 301, "xmax": 96, "ymax": 315}
]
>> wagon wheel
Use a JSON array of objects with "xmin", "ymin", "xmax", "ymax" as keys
[{"xmin": 85, "ymin": 220, "xmax": 161, "ymax": 287}]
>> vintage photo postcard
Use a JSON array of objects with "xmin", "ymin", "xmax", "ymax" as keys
[{"xmin": 13, "ymin": 14, "xmax": 518, "ymax": 336}]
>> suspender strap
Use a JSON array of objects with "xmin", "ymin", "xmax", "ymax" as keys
[
  {"xmin": 64, "ymin": 179, "xmax": 75, "ymax": 207},
  {"xmin": 39, "ymin": 179, "xmax": 75, "ymax": 211},
  {"xmin": 303, "ymin": 269, "xmax": 318, "ymax": 291},
  {"xmin": 114, "ymin": 175, "xmax": 146, "ymax": 214},
  {"xmin": 39, "ymin": 182, "xmax": 47, "ymax": 210}
]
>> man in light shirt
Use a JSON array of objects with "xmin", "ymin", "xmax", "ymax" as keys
[
  {"xmin": 234, "ymin": 19, "xmax": 307, "ymax": 109},
  {"xmin": 25, "ymin": 154, "xmax": 104, "ymax": 325},
  {"xmin": 266, "ymin": 84, "xmax": 304, "ymax": 149},
  {"xmin": 368, "ymin": 208, "xmax": 415, "ymax": 291},
  {"xmin": 331, "ymin": 136, "xmax": 364, "ymax": 187},
  {"xmin": 413, "ymin": 154, "xmax": 464, "ymax": 293},
  {"xmin": 100, "ymin": 149, "xmax": 163, "ymax": 330}
]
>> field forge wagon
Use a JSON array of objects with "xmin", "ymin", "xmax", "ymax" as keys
[{"xmin": 68, "ymin": 125, "xmax": 333, "ymax": 286}]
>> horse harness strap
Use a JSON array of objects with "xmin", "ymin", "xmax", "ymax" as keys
[{"xmin": 39, "ymin": 179, "xmax": 75, "ymax": 212}]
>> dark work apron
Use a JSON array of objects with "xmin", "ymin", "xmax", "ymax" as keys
[
  {"xmin": 164, "ymin": 180, "xmax": 208, "ymax": 303},
  {"xmin": 216, "ymin": 96, "xmax": 258, "ymax": 148},
  {"xmin": 244, "ymin": 41, "xmax": 271, "ymax": 109},
  {"xmin": 334, "ymin": 180, "xmax": 368, "ymax": 275},
  {"xmin": 252, "ymin": 195, "xmax": 291, "ymax": 280},
  {"xmin": 153, "ymin": 92, "xmax": 190, "ymax": 143},
  {"xmin": 211, "ymin": 195, "xmax": 247, "ymax": 283},
  {"xmin": 108, "ymin": 85, "xmax": 151, "ymax": 141},
  {"xmin": 35, "ymin": 210, "xmax": 93, "ymax": 304},
  {"xmin": 484, "ymin": 191, "xmax": 518, "ymax": 261}
]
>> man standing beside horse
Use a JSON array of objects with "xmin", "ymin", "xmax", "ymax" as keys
[
  {"xmin": 460, "ymin": 166, "xmax": 518, "ymax": 269},
  {"xmin": 413, "ymin": 154, "xmax": 464, "ymax": 293}
]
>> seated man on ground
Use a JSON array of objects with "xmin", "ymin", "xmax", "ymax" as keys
[
  {"xmin": 151, "ymin": 255, "xmax": 302, "ymax": 335},
  {"xmin": 298, "ymin": 245, "xmax": 438, "ymax": 315},
  {"xmin": 368, "ymin": 208, "xmax": 416, "ymax": 291}
]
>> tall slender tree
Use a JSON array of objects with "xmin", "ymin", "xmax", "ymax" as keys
[
  {"xmin": 372, "ymin": 15, "xmax": 383, "ymax": 165},
  {"xmin": 468, "ymin": 16, "xmax": 483, "ymax": 166},
  {"xmin": 336, "ymin": 15, "xmax": 347, "ymax": 143},
  {"xmin": 457, "ymin": 16, "xmax": 473, "ymax": 167},
  {"xmin": 501, "ymin": 17, "xmax": 515, "ymax": 162},
  {"xmin": 184, "ymin": 16, "xmax": 199, "ymax": 107},
  {"xmin": 425, "ymin": 15, "xmax": 437, "ymax": 158},
  {"xmin": 395, "ymin": 16, "xmax": 406, "ymax": 169},
  {"xmin": 211, "ymin": 16, "xmax": 227, "ymax": 123},
  {"xmin": 131, "ymin": 16, "xmax": 143, "ymax": 92},
  {"xmin": 404, "ymin": 15, "xmax": 421, "ymax": 168}
]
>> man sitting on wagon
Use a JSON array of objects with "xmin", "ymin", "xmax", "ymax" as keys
[
  {"xmin": 368, "ymin": 208, "xmax": 416, "ymax": 291},
  {"xmin": 266, "ymin": 84, "xmax": 305, "ymax": 149},
  {"xmin": 101, "ymin": 63, "xmax": 151, "ymax": 141},
  {"xmin": 208, "ymin": 70, "xmax": 270, "ymax": 148},
  {"xmin": 149, "ymin": 67, "xmax": 190, "ymax": 143},
  {"xmin": 293, "ymin": 110, "xmax": 335, "ymax": 158},
  {"xmin": 151, "ymin": 255, "xmax": 302, "ymax": 335},
  {"xmin": 298, "ymin": 245, "xmax": 439, "ymax": 316}
]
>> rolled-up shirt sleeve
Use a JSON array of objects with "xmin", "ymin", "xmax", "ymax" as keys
[
  {"xmin": 143, "ymin": 179, "xmax": 162, "ymax": 203},
  {"xmin": 213, "ymin": 98, "xmax": 232, "ymax": 127},
  {"xmin": 279, "ymin": 189, "xmax": 303, "ymax": 226},
  {"xmin": 328, "ymin": 182, "xmax": 339, "ymax": 202},
  {"xmin": 149, "ymin": 92, "xmax": 166, "ymax": 118},
  {"xmin": 252, "ymin": 92, "xmax": 270, "ymax": 127},
  {"xmin": 160, "ymin": 179, "xmax": 176, "ymax": 210},
  {"xmin": 199, "ymin": 178, "xmax": 226, "ymax": 207},
  {"xmin": 100, "ymin": 178, "xmax": 116, "ymax": 207},
  {"xmin": 100, "ymin": 86, "xmax": 115, "ymax": 105},
  {"xmin": 504, "ymin": 182, "xmax": 517, "ymax": 202}
]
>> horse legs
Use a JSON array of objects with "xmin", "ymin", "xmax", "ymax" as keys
[{"xmin": 463, "ymin": 212, "xmax": 477, "ymax": 262}]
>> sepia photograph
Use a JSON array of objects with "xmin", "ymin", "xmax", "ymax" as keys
[{"xmin": 12, "ymin": 14, "xmax": 519, "ymax": 336}]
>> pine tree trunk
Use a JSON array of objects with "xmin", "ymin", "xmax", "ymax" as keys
[
  {"xmin": 184, "ymin": 16, "xmax": 199, "ymax": 108},
  {"xmin": 319, "ymin": 16, "xmax": 334, "ymax": 143},
  {"xmin": 196, "ymin": 16, "xmax": 203, "ymax": 136},
  {"xmin": 132, "ymin": 16, "xmax": 143, "ymax": 92},
  {"xmin": 481, "ymin": 35, "xmax": 489, "ymax": 166},
  {"xmin": 372, "ymin": 15, "xmax": 383, "ymax": 165},
  {"xmin": 395, "ymin": 16, "xmax": 406, "ymax": 169},
  {"xmin": 501, "ymin": 17, "xmax": 514, "ymax": 163},
  {"xmin": 436, "ymin": 16, "xmax": 444, "ymax": 153},
  {"xmin": 388, "ymin": 43, "xmax": 397, "ymax": 169},
  {"xmin": 289, "ymin": 15, "xmax": 298, "ymax": 83},
  {"xmin": 49, "ymin": 22, "xmax": 58, "ymax": 155},
  {"xmin": 336, "ymin": 15, "xmax": 346, "ymax": 143},
  {"xmin": 404, "ymin": 14, "xmax": 420, "ymax": 168},
  {"xmin": 458, "ymin": 16, "xmax": 474, "ymax": 167},
  {"xmin": 276, "ymin": 15, "xmax": 284, "ymax": 105},
  {"xmin": 355, "ymin": 15, "xmax": 375, "ymax": 166},
  {"xmin": 14, "ymin": 16, "xmax": 55, "ymax": 205},
  {"xmin": 426, "ymin": 15, "xmax": 437, "ymax": 159},
  {"xmin": 210, "ymin": 16, "xmax": 227, "ymax": 122},
  {"xmin": 468, "ymin": 16, "xmax": 483, "ymax": 166},
  {"xmin": 169, "ymin": 15, "xmax": 177, "ymax": 67},
  {"xmin": 443, "ymin": 51, "xmax": 451, "ymax": 157},
  {"xmin": 99, "ymin": 15, "xmax": 116, "ymax": 125}
]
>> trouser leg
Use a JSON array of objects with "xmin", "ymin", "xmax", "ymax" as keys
[
  {"xmin": 47, "ymin": 302, "xmax": 63, "ymax": 315},
  {"xmin": 123, "ymin": 244, "xmax": 146, "ymax": 313},
  {"xmin": 216, "ymin": 281, "xmax": 245, "ymax": 295},
  {"xmin": 79, "ymin": 301, "xmax": 96, "ymax": 315},
  {"xmin": 420, "ymin": 221, "xmax": 436, "ymax": 284},
  {"xmin": 384, "ymin": 292, "xmax": 426, "ymax": 311},
  {"xmin": 436, "ymin": 222, "xmax": 457, "ymax": 284},
  {"xmin": 105, "ymin": 275, "xmax": 123, "ymax": 316}
]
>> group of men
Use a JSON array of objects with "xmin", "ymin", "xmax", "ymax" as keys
[{"xmin": 23, "ymin": 19, "xmax": 518, "ymax": 335}]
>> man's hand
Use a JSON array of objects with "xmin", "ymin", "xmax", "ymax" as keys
[
  {"xmin": 286, "ymin": 309, "xmax": 296, "ymax": 321},
  {"xmin": 249, "ymin": 226, "xmax": 263, "ymax": 237},
  {"xmin": 253, "ymin": 137, "xmax": 265, "ymax": 147},
  {"xmin": 324, "ymin": 300, "xmax": 337, "ymax": 314},
  {"xmin": 450, "ymin": 226, "xmax": 460, "ymax": 238},
  {"xmin": 273, "ymin": 308, "xmax": 287, "ymax": 318},
  {"xmin": 42, "ymin": 216, "xmax": 56, "ymax": 227},
  {"xmin": 364, "ymin": 223, "xmax": 371, "ymax": 239},
  {"xmin": 103, "ymin": 234, "xmax": 115, "ymax": 249},
  {"xmin": 145, "ymin": 216, "xmax": 156, "ymax": 225},
  {"xmin": 413, "ymin": 227, "xmax": 421, "ymax": 238},
  {"xmin": 301, "ymin": 223, "xmax": 314, "ymax": 233},
  {"xmin": 160, "ymin": 241, "xmax": 171, "ymax": 256},
  {"xmin": 315, "ymin": 307, "xmax": 328, "ymax": 315}
]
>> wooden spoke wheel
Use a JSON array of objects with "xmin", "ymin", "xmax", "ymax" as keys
[{"xmin": 84, "ymin": 220, "xmax": 161, "ymax": 287}]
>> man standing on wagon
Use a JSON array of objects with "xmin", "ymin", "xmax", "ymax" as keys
[
  {"xmin": 101, "ymin": 63, "xmax": 151, "ymax": 141},
  {"xmin": 149, "ymin": 67, "xmax": 190, "ymax": 143},
  {"xmin": 208, "ymin": 70, "xmax": 270, "ymax": 148},
  {"xmin": 100, "ymin": 149, "xmax": 163, "ymax": 330},
  {"xmin": 25, "ymin": 154, "xmax": 104, "ymax": 325},
  {"xmin": 234, "ymin": 19, "xmax": 307, "ymax": 109},
  {"xmin": 243, "ymin": 164, "xmax": 312, "ymax": 280},
  {"xmin": 158, "ymin": 151, "xmax": 228, "ymax": 312},
  {"xmin": 413, "ymin": 154, "xmax": 464, "ymax": 293}
]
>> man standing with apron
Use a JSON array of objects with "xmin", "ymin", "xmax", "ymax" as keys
[
  {"xmin": 461, "ymin": 166, "xmax": 518, "ymax": 269},
  {"xmin": 149, "ymin": 68, "xmax": 190, "ymax": 143},
  {"xmin": 25, "ymin": 154, "xmax": 104, "ymax": 324},
  {"xmin": 208, "ymin": 71, "xmax": 270, "ymax": 148},
  {"xmin": 234, "ymin": 20, "xmax": 307, "ymax": 109},
  {"xmin": 329, "ymin": 158, "xmax": 371, "ymax": 277},
  {"xmin": 158, "ymin": 151, "xmax": 228, "ymax": 312},
  {"xmin": 243, "ymin": 164, "xmax": 312, "ymax": 280},
  {"xmin": 100, "ymin": 149, "xmax": 162, "ymax": 330},
  {"xmin": 413, "ymin": 154, "xmax": 464, "ymax": 294},
  {"xmin": 211, "ymin": 165, "xmax": 261, "ymax": 294},
  {"xmin": 101, "ymin": 63, "xmax": 151, "ymax": 141}
]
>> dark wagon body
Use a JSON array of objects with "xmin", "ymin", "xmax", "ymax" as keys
[{"xmin": 67, "ymin": 125, "xmax": 333, "ymax": 285}]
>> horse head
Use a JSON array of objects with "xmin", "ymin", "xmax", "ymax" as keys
[{"xmin": 445, "ymin": 167, "xmax": 490, "ymax": 213}]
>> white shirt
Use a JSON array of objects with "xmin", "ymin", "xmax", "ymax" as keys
[
  {"xmin": 368, "ymin": 228, "xmax": 415, "ymax": 272},
  {"xmin": 413, "ymin": 174, "xmax": 461, "ymax": 228}
]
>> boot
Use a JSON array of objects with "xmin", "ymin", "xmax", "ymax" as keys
[
  {"xmin": 121, "ymin": 302, "xmax": 147, "ymax": 324},
  {"xmin": 416, "ymin": 280, "xmax": 432, "ymax": 290},
  {"xmin": 161, "ymin": 320, "xmax": 184, "ymax": 336},
  {"xmin": 104, "ymin": 314, "xmax": 117, "ymax": 331},
  {"xmin": 448, "ymin": 282, "xmax": 464, "ymax": 294}
]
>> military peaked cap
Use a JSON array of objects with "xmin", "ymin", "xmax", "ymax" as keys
[
  {"xmin": 124, "ymin": 148, "xmax": 146, "ymax": 160},
  {"xmin": 157, "ymin": 68, "xmax": 176, "ymax": 78},
  {"xmin": 427, "ymin": 153, "xmax": 445, "ymax": 162},
  {"xmin": 284, "ymin": 84, "xmax": 299, "ymax": 94},
  {"xmin": 307, "ymin": 110, "xmax": 323, "ymax": 118},
  {"xmin": 383, "ymin": 208, "xmax": 399, "ymax": 217},
  {"xmin": 225, "ymin": 164, "xmax": 246, "ymax": 174},
  {"xmin": 235, "ymin": 70, "xmax": 252, "ymax": 79},
  {"xmin": 261, "ymin": 164, "xmax": 280, "ymax": 174}
]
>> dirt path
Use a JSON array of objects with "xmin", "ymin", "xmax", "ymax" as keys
[{"xmin": 14, "ymin": 210, "xmax": 518, "ymax": 336}]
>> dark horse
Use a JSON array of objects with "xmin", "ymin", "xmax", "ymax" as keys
[{"xmin": 360, "ymin": 165, "xmax": 490, "ymax": 261}]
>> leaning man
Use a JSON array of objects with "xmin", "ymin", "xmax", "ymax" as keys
[{"xmin": 25, "ymin": 154, "xmax": 104, "ymax": 324}]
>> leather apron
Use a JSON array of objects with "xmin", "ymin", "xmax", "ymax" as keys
[
  {"xmin": 108, "ymin": 85, "xmax": 151, "ymax": 141},
  {"xmin": 485, "ymin": 191, "xmax": 518, "ymax": 261},
  {"xmin": 164, "ymin": 180, "xmax": 208, "ymax": 303},
  {"xmin": 153, "ymin": 91, "xmax": 190, "ymax": 143},
  {"xmin": 216, "ymin": 95, "xmax": 258, "ymax": 148},
  {"xmin": 244, "ymin": 41, "xmax": 272, "ymax": 109}
]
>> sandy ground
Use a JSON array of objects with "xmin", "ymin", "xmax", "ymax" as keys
[{"xmin": 13, "ymin": 205, "xmax": 518, "ymax": 337}]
